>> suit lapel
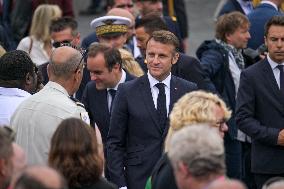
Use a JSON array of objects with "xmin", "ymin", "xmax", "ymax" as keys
[
  {"xmin": 261, "ymin": 60, "xmax": 284, "ymax": 113},
  {"xmin": 140, "ymin": 75, "xmax": 163, "ymax": 134}
]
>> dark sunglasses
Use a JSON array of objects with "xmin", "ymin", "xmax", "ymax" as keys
[
  {"xmin": 52, "ymin": 40, "xmax": 72, "ymax": 48},
  {"xmin": 116, "ymin": 3, "xmax": 134, "ymax": 8}
]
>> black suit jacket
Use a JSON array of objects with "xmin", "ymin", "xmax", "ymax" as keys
[
  {"xmin": 81, "ymin": 72, "xmax": 135, "ymax": 144},
  {"xmin": 236, "ymin": 58, "xmax": 284, "ymax": 174},
  {"xmin": 107, "ymin": 74, "xmax": 197, "ymax": 189}
]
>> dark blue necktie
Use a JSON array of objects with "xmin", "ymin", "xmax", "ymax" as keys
[
  {"xmin": 277, "ymin": 65, "xmax": 284, "ymax": 94},
  {"xmin": 155, "ymin": 83, "xmax": 167, "ymax": 128},
  {"xmin": 109, "ymin": 89, "xmax": 116, "ymax": 112}
]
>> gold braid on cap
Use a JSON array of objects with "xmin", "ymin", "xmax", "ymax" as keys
[{"xmin": 96, "ymin": 25, "xmax": 128, "ymax": 36}]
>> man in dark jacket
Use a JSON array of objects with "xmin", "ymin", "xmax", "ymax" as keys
[{"xmin": 196, "ymin": 11, "xmax": 251, "ymax": 181}]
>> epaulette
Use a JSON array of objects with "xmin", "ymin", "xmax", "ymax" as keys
[
  {"xmin": 70, "ymin": 96, "xmax": 85, "ymax": 108},
  {"xmin": 171, "ymin": 16, "xmax": 177, "ymax": 22}
]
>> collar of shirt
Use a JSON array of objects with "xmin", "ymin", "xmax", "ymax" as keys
[
  {"xmin": 267, "ymin": 54, "xmax": 284, "ymax": 70},
  {"xmin": 147, "ymin": 71, "xmax": 171, "ymax": 89},
  {"xmin": 261, "ymin": 1, "xmax": 278, "ymax": 10},
  {"xmin": 237, "ymin": 0, "xmax": 253, "ymax": 15},
  {"xmin": 45, "ymin": 81, "xmax": 70, "ymax": 96},
  {"xmin": 107, "ymin": 69, "xmax": 126, "ymax": 91},
  {"xmin": 0, "ymin": 87, "xmax": 31, "ymax": 97}
]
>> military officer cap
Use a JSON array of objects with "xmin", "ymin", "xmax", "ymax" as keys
[{"xmin": 90, "ymin": 15, "xmax": 131, "ymax": 37}]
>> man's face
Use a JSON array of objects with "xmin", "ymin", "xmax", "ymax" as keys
[
  {"xmin": 51, "ymin": 28, "xmax": 80, "ymax": 48},
  {"xmin": 135, "ymin": 26, "xmax": 150, "ymax": 57},
  {"xmin": 139, "ymin": 1, "xmax": 163, "ymax": 16},
  {"xmin": 113, "ymin": 0, "xmax": 134, "ymax": 14},
  {"xmin": 265, "ymin": 25, "xmax": 284, "ymax": 64},
  {"xmin": 226, "ymin": 24, "xmax": 250, "ymax": 49},
  {"xmin": 87, "ymin": 53, "xmax": 119, "ymax": 90},
  {"xmin": 146, "ymin": 38, "xmax": 178, "ymax": 81},
  {"xmin": 98, "ymin": 34, "xmax": 127, "ymax": 48}
]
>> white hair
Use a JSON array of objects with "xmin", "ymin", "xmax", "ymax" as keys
[{"xmin": 168, "ymin": 124, "xmax": 225, "ymax": 178}]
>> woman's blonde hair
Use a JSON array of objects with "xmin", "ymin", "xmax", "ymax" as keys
[
  {"xmin": 30, "ymin": 4, "xmax": 62, "ymax": 43},
  {"xmin": 119, "ymin": 48, "xmax": 144, "ymax": 77},
  {"xmin": 165, "ymin": 90, "xmax": 231, "ymax": 151}
]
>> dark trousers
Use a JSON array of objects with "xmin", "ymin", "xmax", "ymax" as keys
[
  {"xmin": 254, "ymin": 173, "xmax": 284, "ymax": 189},
  {"xmin": 241, "ymin": 141, "xmax": 256, "ymax": 189},
  {"xmin": 224, "ymin": 133, "xmax": 241, "ymax": 179}
]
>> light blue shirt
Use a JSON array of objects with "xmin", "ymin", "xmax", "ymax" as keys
[
  {"xmin": 267, "ymin": 54, "xmax": 284, "ymax": 89},
  {"xmin": 0, "ymin": 87, "xmax": 30, "ymax": 126}
]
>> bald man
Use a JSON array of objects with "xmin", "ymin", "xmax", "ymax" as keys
[
  {"xmin": 208, "ymin": 179, "xmax": 247, "ymax": 189},
  {"xmin": 14, "ymin": 166, "xmax": 67, "ymax": 189},
  {"xmin": 10, "ymin": 46, "xmax": 90, "ymax": 165}
]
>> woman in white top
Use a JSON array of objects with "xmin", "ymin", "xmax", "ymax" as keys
[{"xmin": 17, "ymin": 4, "xmax": 62, "ymax": 66}]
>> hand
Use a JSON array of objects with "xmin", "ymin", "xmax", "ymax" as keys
[{"xmin": 277, "ymin": 129, "xmax": 284, "ymax": 146}]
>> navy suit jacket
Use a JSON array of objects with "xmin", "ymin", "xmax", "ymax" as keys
[
  {"xmin": 218, "ymin": 0, "xmax": 245, "ymax": 17},
  {"xmin": 236, "ymin": 58, "xmax": 284, "ymax": 174},
  {"xmin": 107, "ymin": 74, "xmax": 197, "ymax": 189},
  {"xmin": 247, "ymin": 3, "xmax": 283, "ymax": 50},
  {"xmin": 81, "ymin": 72, "xmax": 134, "ymax": 144}
]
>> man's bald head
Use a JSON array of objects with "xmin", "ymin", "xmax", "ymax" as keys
[
  {"xmin": 208, "ymin": 179, "xmax": 247, "ymax": 189},
  {"xmin": 14, "ymin": 166, "xmax": 66, "ymax": 189},
  {"xmin": 107, "ymin": 8, "xmax": 135, "ymax": 26},
  {"xmin": 49, "ymin": 46, "xmax": 83, "ymax": 80}
]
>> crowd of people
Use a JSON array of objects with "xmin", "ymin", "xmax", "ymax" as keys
[{"xmin": 1, "ymin": 0, "xmax": 284, "ymax": 189}]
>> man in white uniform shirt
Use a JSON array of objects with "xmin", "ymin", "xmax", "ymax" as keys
[{"xmin": 10, "ymin": 46, "xmax": 89, "ymax": 165}]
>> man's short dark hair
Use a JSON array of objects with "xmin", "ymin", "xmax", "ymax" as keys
[
  {"xmin": 0, "ymin": 50, "xmax": 36, "ymax": 88},
  {"xmin": 215, "ymin": 11, "xmax": 249, "ymax": 42},
  {"xmin": 87, "ymin": 43, "xmax": 122, "ymax": 71},
  {"xmin": 147, "ymin": 30, "xmax": 180, "ymax": 52},
  {"xmin": 135, "ymin": 12, "xmax": 168, "ymax": 35},
  {"xmin": 264, "ymin": 16, "xmax": 284, "ymax": 37},
  {"xmin": 50, "ymin": 17, "xmax": 78, "ymax": 36}
]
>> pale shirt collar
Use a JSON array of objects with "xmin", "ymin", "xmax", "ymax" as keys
[
  {"xmin": 147, "ymin": 71, "xmax": 171, "ymax": 89},
  {"xmin": 45, "ymin": 81, "xmax": 70, "ymax": 96},
  {"xmin": 261, "ymin": 1, "xmax": 278, "ymax": 10},
  {"xmin": 237, "ymin": 0, "xmax": 253, "ymax": 15},
  {"xmin": 267, "ymin": 53, "xmax": 284, "ymax": 69},
  {"xmin": 0, "ymin": 87, "xmax": 31, "ymax": 97},
  {"xmin": 107, "ymin": 69, "xmax": 126, "ymax": 91}
]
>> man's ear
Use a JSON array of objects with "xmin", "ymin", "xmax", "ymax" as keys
[
  {"xmin": 25, "ymin": 72, "xmax": 33, "ymax": 85},
  {"xmin": 177, "ymin": 161, "xmax": 190, "ymax": 178},
  {"xmin": 172, "ymin": 52, "xmax": 179, "ymax": 65}
]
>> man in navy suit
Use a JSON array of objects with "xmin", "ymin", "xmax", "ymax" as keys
[
  {"xmin": 107, "ymin": 30, "xmax": 197, "ymax": 189},
  {"xmin": 247, "ymin": 0, "xmax": 283, "ymax": 50},
  {"xmin": 236, "ymin": 16, "xmax": 284, "ymax": 189},
  {"xmin": 218, "ymin": 0, "xmax": 253, "ymax": 17},
  {"xmin": 81, "ymin": 43, "xmax": 135, "ymax": 178}
]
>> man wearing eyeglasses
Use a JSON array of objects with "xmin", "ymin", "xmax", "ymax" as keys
[
  {"xmin": 38, "ymin": 17, "xmax": 81, "ymax": 86},
  {"xmin": 10, "ymin": 46, "xmax": 89, "ymax": 165}
]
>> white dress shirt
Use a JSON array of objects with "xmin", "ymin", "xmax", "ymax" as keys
[
  {"xmin": 0, "ymin": 87, "xmax": 31, "ymax": 126},
  {"xmin": 267, "ymin": 54, "xmax": 284, "ymax": 89},
  {"xmin": 107, "ymin": 69, "xmax": 126, "ymax": 111},
  {"xmin": 147, "ymin": 71, "xmax": 171, "ymax": 116}
]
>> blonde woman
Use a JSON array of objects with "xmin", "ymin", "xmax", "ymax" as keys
[
  {"xmin": 147, "ymin": 90, "xmax": 231, "ymax": 189},
  {"xmin": 118, "ymin": 48, "xmax": 144, "ymax": 77},
  {"xmin": 17, "ymin": 4, "xmax": 62, "ymax": 66}
]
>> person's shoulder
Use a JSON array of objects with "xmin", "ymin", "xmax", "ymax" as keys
[
  {"xmin": 163, "ymin": 16, "xmax": 177, "ymax": 23},
  {"xmin": 243, "ymin": 58, "xmax": 267, "ymax": 75},
  {"xmin": 172, "ymin": 75, "xmax": 197, "ymax": 89}
]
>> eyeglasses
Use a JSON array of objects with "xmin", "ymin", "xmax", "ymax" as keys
[
  {"xmin": 213, "ymin": 118, "xmax": 228, "ymax": 131},
  {"xmin": 116, "ymin": 3, "xmax": 134, "ymax": 8}
]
